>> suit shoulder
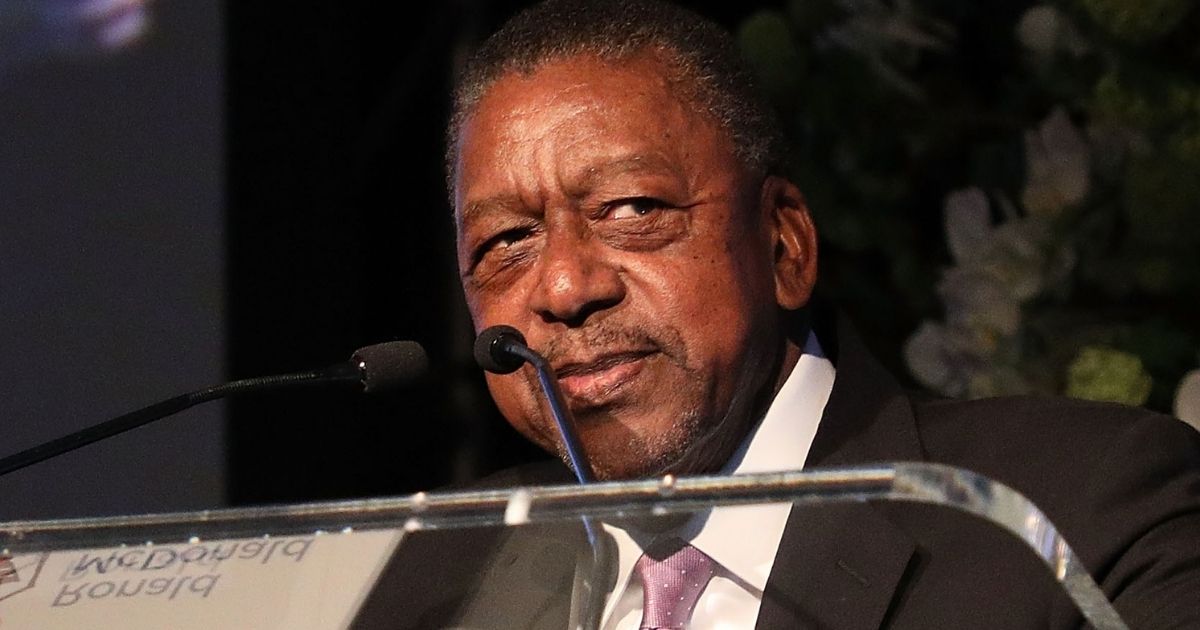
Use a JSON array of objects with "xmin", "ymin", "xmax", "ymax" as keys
[
  {"xmin": 908, "ymin": 394, "xmax": 1199, "ymax": 529},
  {"xmin": 911, "ymin": 393, "xmax": 1189, "ymax": 465},
  {"xmin": 906, "ymin": 394, "xmax": 1200, "ymax": 626}
]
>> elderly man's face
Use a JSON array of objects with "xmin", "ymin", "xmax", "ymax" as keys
[{"xmin": 453, "ymin": 52, "xmax": 815, "ymax": 479}]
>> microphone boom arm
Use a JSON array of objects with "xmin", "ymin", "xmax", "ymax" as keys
[
  {"xmin": 0, "ymin": 338, "xmax": 430, "ymax": 478},
  {"xmin": 502, "ymin": 341, "xmax": 596, "ymax": 484},
  {"xmin": 0, "ymin": 364, "xmax": 363, "ymax": 477}
]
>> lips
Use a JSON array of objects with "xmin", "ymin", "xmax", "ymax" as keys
[{"xmin": 553, "ymin": 350, "xmax": 656, "ymax": 407}]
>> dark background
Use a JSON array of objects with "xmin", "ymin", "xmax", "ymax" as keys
[
  {"xmin": 225, "ymin": 1, "xmax": 766, "ymax": 506},
  {"xmin": 0, "ymin": 0, "xmax": 768, "ymax": 520},
  {"xmin": 0, "ymin": 1, "xmax": 224, "ymax": 519},
  {"xmin": 10, "ymin": 0, "xmax": 1190, "ymax": 517}
]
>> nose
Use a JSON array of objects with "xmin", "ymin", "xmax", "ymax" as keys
[{"xmin": 528, "ymin": 226, "xmax": 625, "ymax": 326}]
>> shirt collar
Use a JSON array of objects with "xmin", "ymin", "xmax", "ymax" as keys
[
  {"xmin": 601, "ymin": 331, "xmax": 836, "ymax": 611},
  {"xmin": 687, "ymin": 331, "xmax": 833, "ymax": 589}
]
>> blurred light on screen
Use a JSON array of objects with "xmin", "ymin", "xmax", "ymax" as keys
[{"xmin": 0, "ymin": 0, "xmax": 152, "ymax": 78}]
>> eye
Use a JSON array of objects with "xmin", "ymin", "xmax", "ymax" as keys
[
  {"xmin": 471, "ymin": 227, "xmax": 533, "ymax": 268},
  {"xmin": 605, "ymin": 197, "xmax": 666, "ymax": 220},
  {"xmin": 490, "ymin": 229, "xmax": 528, "ymax": 250}
]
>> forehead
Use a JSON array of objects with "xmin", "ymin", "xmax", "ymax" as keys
[{"xmin": 452, "ymin": 52, "xmax": 736, "ymax": 210}]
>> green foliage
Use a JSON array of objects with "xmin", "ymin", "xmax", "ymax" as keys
[
  {"xmin": 738, "ymin": 0, "xmax": 1200, "ymax": 413},
  {"xmin": 738, "ymin": 11, "xmax": 806, "ymax": 94},
  {"xmin": 1075, "ymin": 0, "xmax": 1195, "ymax": 44},
  {"xmin": 1066, "ymin": 346, "xmax": 1153, "ymax": 406}
]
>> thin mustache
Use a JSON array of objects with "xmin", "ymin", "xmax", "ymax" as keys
[
  {"xmin": 541, "ymin": 325, "xmax": 663, "ymax": 368},
  {"xmin": 554, "ymin": 351, "xmax": 656, "ymax": 378}
]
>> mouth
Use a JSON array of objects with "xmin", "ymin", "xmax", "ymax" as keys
[{"xmin": 552, "ymin": 350, "xmax": 656, "ymax": 408}]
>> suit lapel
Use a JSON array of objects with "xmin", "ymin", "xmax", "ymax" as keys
[
  {"xmin": 805, "ymin": 312, "xmax": 926, "ymax": 468},
  {"xmin": 351, "ymin": 459, "xmax": 586, "ymax": 630},
  {"xmin": 756, "ymin": 503, "xmax": 914, "ymax": 630},
  {"xmin": 370, "ymin": 313, "xmax": 929, "ymax": 630},
  {"xmin": 450, "ymin": 523, "xmax": 585, "ymax": 630},
  {"xmin": 756, "ymin": 313, "xmax": 926, "ymax": 630}
]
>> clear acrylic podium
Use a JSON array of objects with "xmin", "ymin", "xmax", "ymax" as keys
[{"xmin": 0, "ymin": 463, "xmax": 1127, "ymax": 629}]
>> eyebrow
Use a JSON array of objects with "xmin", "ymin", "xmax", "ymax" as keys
[
  {"xmin": 459, "ymin": 195, "xmax": 526, "ymax": 228},
  {"xmin": 457, "ymin": 153, "xmax": 685, "ymax": 227},
  {"xmin": 571, "ymin": 153, "xmax": 682, "ymax": 193}
]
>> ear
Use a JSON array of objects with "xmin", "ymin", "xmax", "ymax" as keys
[{"xmin": 761, "ymin": 176, "xmax": 818, "ymax": 310}]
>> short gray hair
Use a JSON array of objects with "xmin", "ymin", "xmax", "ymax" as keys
[{"xmin": 445, "ymin": 0, "xmax": 786, "ymax": 192}]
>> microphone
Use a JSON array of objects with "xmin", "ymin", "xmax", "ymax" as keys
[
  {"xmin": 473, "ymin": 325, "xmax": 528, "ymax": 374},
  {"xmin": 473, "ymin": 327, "xmax": 611, "ymax": 630},
  {"xmin": 0, "ymin": 341, "xmax": 428, "ymax": 477},
  {"xmin": 473, "ymin": 326, "xmax": 595, "ymax": 483},
  {"xmin": 353, "ymin": 340, "xmax": 429, "ymax": 393}
]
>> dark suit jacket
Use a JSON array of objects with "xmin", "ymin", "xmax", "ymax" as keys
[{"xmin": 353, "ymin": 317, "xmax": 1200, "ymax": 629}]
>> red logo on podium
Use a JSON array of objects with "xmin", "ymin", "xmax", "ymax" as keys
[
  {"xmin": 0, "ymin": 555, "xmax": 16, "ymax": 585},
  {"xmin": 0, "ymin": 553, "xmax": 47, "ymax": 602}
]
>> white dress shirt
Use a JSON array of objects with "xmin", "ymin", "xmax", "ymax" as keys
[{"xmin": 600, "ymin": 333, "xmax": 836, "ymax": 629}]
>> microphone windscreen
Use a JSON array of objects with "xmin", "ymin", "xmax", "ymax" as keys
[
  {"xmin": 474, "ymin": 325, "xmax": 527, "ymax": 374},
  {"xmin": 352, "ymin": 341, "xmax": 429, "ymax": 392}
]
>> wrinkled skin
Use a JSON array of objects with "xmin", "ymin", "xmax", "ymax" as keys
[{"xmin": 452, "ymin": 52, "xmax": 818, "ymax": 479}]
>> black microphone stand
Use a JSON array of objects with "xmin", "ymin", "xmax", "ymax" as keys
[
  {"xmin": 475, "ymin": 326, "xmax": 611, "ymax": 629},
  {"xmin": 0, "ymin": 364, "xmax": 362, "ymax": 477},
  {"xmin": 0, "ymin": 339, "xmax": 427, "ymax": 477}
]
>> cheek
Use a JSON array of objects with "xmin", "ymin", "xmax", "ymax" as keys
[
  {"xmin": 485, "ymin": 370, "xmax": 552, "ymax": 445},
  {"xmin": 632, "ymin": 237, "xmax": 772, "ymax": 352},
  {"xmin": 464, "ymin": 275, "xmax": 533, "ymax": 332}
]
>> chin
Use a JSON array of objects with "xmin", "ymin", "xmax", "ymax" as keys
[
  {"xmin": 570, "ymin": 413, "xmax": 743, "ymax": 481},
  {"xmin": 585, "ymin": 445, "xmax": 728, "ymax": 481}
]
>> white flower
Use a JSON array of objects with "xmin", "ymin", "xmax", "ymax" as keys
[
  {"xmin": 819, "ymin": 0, "xmax": 953, "ymax": 99},
  {"xmin": 1022, "ymin": 107, "xmax": 1091, "ymax": 216},
  {"xmin": 944, "ymin": 187, "xmax": 992, "ymax": 264},
  {"xmin": 939, "ymin": 189, "xmax": 1062, "ymax": 331},
  {"xmin": 904, "ymin": 321, "xmax": 961, "ymax": 395},
  {"xmin": 1017, "ymin": 5, "xmax": 1062, "ymax": 54},
  {"xmin": 984, "ymin": 218, "xmax": 1058, "ymax": 300},
  {"xmin": 904, "ymin": 318, "xmax": 1032, "ymax": 399},
  {"xmin": 1175, "ymin": 369, "xmax": 1200, "ymax": 431},
  {"xmin": 1016, "ymin": 5, "xmax": 1090, "ymax": 57},
  {"xmin": 938, "ymin": 266, "xmax": 1023, "ymax": 337},
  {"xmin": 906, "ymin": 186, "xmax": 1079, "ymax": 399}
]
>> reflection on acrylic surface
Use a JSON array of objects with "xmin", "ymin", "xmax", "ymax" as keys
[{"xmin": 0, "ymin": 0, "xmax": 151, "ymax": 75}]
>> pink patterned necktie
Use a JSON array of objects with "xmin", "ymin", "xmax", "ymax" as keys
[{"xmin": 635, "ymin": 538, "xmax": 717, "ymax": 630}]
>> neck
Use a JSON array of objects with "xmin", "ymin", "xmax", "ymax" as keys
[{"xmin": 667, "ymin": 321, "xmax": 807, "ymax": 478}]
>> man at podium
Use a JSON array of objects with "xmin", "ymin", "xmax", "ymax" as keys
[{"xmin": 356, "ymin": 0, "xmax": 1200, "ymax": 627}]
